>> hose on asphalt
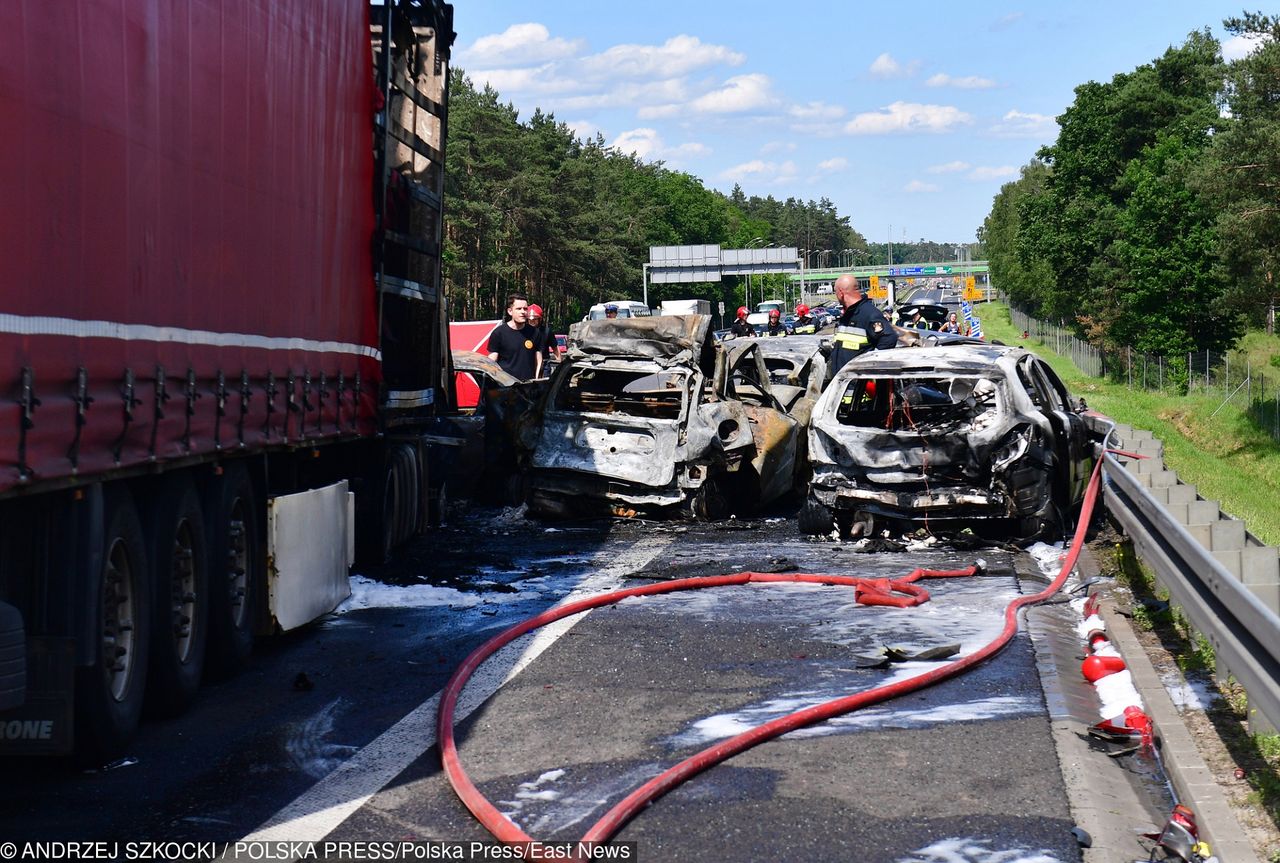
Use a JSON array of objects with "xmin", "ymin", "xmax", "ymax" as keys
[{"xmin": 439, "ymin": 456, "xmax": 1106, "ymax": 846}]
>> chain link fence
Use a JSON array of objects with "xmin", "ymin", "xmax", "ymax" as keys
[{"xmin": 1010, "ymin": 307, "xmax": 1280, "ymax": 441}]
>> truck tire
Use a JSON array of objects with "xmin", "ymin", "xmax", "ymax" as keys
[
  {"xmin": 206, "ymin": 464, "xmax": 262, "ymax": 677},
  {"xmin": 0, "ymin": 601, "xmax": 23, "ymax": 712},
  {"xmin": 145, "ymin": 478, "xmax": 209, "ymax": 715},
  {"xmin": 75, "ymin": 486, "xmax": 151, "ymax": 763}
]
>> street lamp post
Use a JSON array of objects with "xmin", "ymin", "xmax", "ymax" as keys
[{"xmin": 745, "ymin": 236, "xmax": 766, "ymax": 310}]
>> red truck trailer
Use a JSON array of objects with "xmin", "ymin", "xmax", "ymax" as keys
[{"xmin": 0, "ymin": 0, "xmax": 455, "ymax": 759}]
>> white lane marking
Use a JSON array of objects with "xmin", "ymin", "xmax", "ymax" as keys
[{"xmin": 241, "ymin": 534, "xmax": 672, "ymax": 842}]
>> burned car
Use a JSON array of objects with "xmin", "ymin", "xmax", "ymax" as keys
[
  {"xmin": 752, "ymin": 334, "xmax": 828, "ymax": 402},
  {"xmin": 524, "ymin": 315, "xmax": 810, "ymax": 519},
  {"xmin": 803, "ymin": 344, "xmax": 1097, "ymax": 541}
]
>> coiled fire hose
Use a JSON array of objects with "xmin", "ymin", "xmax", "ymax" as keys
[{"xmin": 439, "ymin": 457, "xmax": 1106, "ymax": 846}]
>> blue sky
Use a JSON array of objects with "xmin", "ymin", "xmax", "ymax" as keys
[{"xmin": 453, "ymin": 2, "xmax": 1262, "ymax": 245}]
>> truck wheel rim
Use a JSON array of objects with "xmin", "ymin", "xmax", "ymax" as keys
[
  {"xmin": 169, "ymin": 518, "xmax": 198, "ymax": 661},
  {"xmin": 225, "ymin": 498, "xmax": 249, "ymax": 630},
  {"xmin": 102, "ymin": 537, "xmax": 138, "ymax": 702}
]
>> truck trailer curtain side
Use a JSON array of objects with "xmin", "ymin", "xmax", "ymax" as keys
[{"xmin": 0, "ymin": 0, "xmax": 455, "ymax": 759}]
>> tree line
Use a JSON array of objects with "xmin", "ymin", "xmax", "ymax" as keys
[
  {"xmin": 443, "ymin": 71, "xmax": 879, "ymax": 326},
  {"xmin": 980, "ymin": 13, "xmax": 1280, "ymax": 370}
]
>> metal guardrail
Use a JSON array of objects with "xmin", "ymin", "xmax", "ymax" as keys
[{"xmin": 1102, "ymin": 441, "xmax": 1280, "ymax": 733}]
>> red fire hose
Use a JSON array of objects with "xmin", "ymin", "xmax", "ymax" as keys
[{"xmin": 439, "ymin": 458, "xmax": 1106, "ymax": 846}]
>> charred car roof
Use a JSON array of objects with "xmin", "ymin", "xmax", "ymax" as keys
[{"xmin": 567, "ymin": 314, "xmax": 711, "ymax": 365}]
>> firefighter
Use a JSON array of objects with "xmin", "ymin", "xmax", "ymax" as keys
[
  {"xmin": 829, "ymin": 274, "xmax": 896, "ymax": 378},
  {"xmin": 729, "ymin": 306, "xmax": 754, "ymax": 337},
  {"xmin": 792, "ymin": 304, "xmax": 816, "ymax": 334},
  {"xmin": 764, "ymin": 308, "xmax": 788, "ymax": 337}
]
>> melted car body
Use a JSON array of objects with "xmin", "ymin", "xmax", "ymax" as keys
[
  {"xmin": 804, "ymin": 344, "xmax": 1096, "ymax": 540},
  {"xmin": 525, "ymin": 315, "xmax": 810, "ymax": 519}
]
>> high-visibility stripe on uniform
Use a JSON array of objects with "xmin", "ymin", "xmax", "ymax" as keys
[{"xmin": 833, "ymin": 325, "xmax": 868, "ymax": 349}]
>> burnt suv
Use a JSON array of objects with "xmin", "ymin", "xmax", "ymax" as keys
[{"xmin": 803, "ymin": 344, "xmax": 1097, "ymax": 541}]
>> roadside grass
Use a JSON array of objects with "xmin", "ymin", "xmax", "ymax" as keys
[{"xmin": 980, "ymin": 303, "xmax": 1280, "ymax": 546}]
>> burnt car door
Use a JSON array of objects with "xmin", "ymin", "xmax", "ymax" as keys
[
  {"xmin": 713, "ymin": 342, "xmax": 803, "ymax": 505},
  {"xmin": 1016, "ymin": 356, "xmax": 1092, "ymax": 506}
]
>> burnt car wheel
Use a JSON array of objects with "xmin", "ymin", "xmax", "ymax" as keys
[
  {"xmin": 799, "ymin": 497, "xmax": 835, "ymax": 536},
  {"xmin": 684, "ymin": 478, "xmax": 729, "ymax": 521},
  {"xmin": 1018, "ymin": 499, "xmax": 1064, "ymax": 544}
]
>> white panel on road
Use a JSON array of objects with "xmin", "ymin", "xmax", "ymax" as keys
[{"xmin": 267, "ymin": 481, "xmax": 355, "ymax": 631}]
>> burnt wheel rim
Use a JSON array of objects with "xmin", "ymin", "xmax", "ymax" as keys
[
  {"xmin": 169, "ymin": 517, "xmax": 198, "ymax": 662},
  {"xmin": 102, "ymin": 537, "xmax": 138, "ymax": 702}
]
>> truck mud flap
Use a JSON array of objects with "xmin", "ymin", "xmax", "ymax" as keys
[{"xmin": 0, "ymin": 636, "xmax": 75, "ymax": 755}]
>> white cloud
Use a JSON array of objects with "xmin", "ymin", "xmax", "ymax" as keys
[
  {"xmin": 968, "ymin": 165, "xmax": 1018, "ymax": 181},
  {"xmin": 720, "ymin": 159, "xmax": 799, "ymax": 185},
  {"xmin": 611, "ymin": 128, "xmax": 709, "ymax": 162},
  {"xmin": 566, "ymin": 119, "xmax": 604, "ymax": 143},
  {"xmin": 989, "ymin": 108, "xmax": 1058, "ymax": 139},
  {"xmin": 990, "ymin": 12, "xmax": 1024, "ymax": 31},
  {"xmin": 926, "ymin": 73, "xmax": 997, "ymax": 89},
  {"xmin": 789, "ymin": 101, "xmax": 846, "ymax": 120},
  {"xmin": 1222, "ymin": 33, "xmax": 1270, "ymax": 61},
  {"xmin": 904, "ymin": 180, "xmax": 941, "ymax": 193},
  {"xmin": 927, "ymin": 160, "xmax": 971, "ymax": 174},
  {"xmin": 554, "ymin": 78, "xmax": 689, "ymax": 112},
  {"xmin": 581, "ymin": 35, "xmax": 744, "ymax": 78},
  {"xmin": 637, "ymin": 103, "xmax": 683, "ymax": 119},
  {"xmin": 760, "ymin": 141, "xmax": 798, "ymax": 155},
  {"xmin": 468, "ymin": 65, "xmax": 575, "ymax": 95},
  {"xmin": 869, "ymin": 53, "xmax": 919, "ymax": 79},
  {"xmin": 690, "ymin": 73, "xmax": 777, "ymax": 113},
  {"xmin": 462, "ymin": 23, "xmax": 583, "ymax": 68},
  {"xmin": 844, "ymin": 102, "xmax": 973, "ymax": 135},
  {"xmin": 816, "ymin": 157, "xmax": 849, "ymax": 173}
]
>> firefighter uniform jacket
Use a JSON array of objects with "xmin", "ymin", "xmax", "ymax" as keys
[{"xmin": 829, "ymin": 298, "xmax": 896, "ymax": 378}]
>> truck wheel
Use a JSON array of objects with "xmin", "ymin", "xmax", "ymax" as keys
[
  {"xmin": 0, "ymin": 601, "xmax": 23, "ymax": 712},
  {"xmin": 145, "ymin": 478, "xmax": 209, "ymax": 715},
  {"xmin": 206, "ymin": 465, "xmax": 262, "ymax": 676},
  {"xmin": 75, "ymin": 487, "xmax": 151, "ymax": 763},
  {"xmin": 799, "ymin": 497, "xmax": 835, "ymax": 536}
]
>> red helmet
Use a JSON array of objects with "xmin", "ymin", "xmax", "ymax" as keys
[
  {"xmin": 736, "ymin": 306, "xmax": 748, "ymax": 319},
  {"xmin": 528, "ymin": 303, "xmax": 543, "ymax": 318},
  {"xmin": 768, "ymin": 309, "xmax": 781, "ymax": 320},
  {"xmin": 795, "ymin": 304, "xmax": 809, "ymax": 316}
]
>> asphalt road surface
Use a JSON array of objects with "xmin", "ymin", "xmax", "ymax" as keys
[{"xmin": 0, "ymin": 507, "xmax": 1170, "ymax": 862}]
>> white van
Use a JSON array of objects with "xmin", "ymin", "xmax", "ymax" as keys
[
  {"xmin": 748, "ymin": 299, "xmax": 786, "ymax": 328},
  {"xmin": 585, "ymin": 301, "xmax": 652, "ymax": 321}
]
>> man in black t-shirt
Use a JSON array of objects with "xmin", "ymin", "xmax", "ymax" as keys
[{"xmin": 487, "ymin": 293, "xmax": 541, "ymax": 380}]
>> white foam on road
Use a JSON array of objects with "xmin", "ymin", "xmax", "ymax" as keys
[
  {"xmin": 1160, "ymin": 670, "xmax": 1219, "ymax": 712},
  {"xmin": 240, "ymin": 534, "xmax": 673, "ymax": 843},
  {"xmin": 896, "ymin": 837, "xmax": 1063, "ymax": 863}
]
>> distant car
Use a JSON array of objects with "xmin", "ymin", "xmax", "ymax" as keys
[
  {"xmin": 585, "ymin": 301, "xmax": 651, "ymax": 320},
  {"xmin": 803, "ymin": 344, "xmax": 1098, "ymax": 542},
  {"xmin": 901, "ymin": 287, "xmax": 963, "ymax": 318},
  {"xmin": 524, "ymin": 315, "xmax": 811, "ymax": 519},
  {"xmin": 554, "ymin": 334, "xmax": 568, "ymax": 358}
]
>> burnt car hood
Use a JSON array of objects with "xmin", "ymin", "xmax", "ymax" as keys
[
  {"xmin": 809, "ymin": 345, "xmax": 1046, "ymax": 486},
  {"xmin": 567, "ymin": 314, "xmax": 711, "ymax": 366},
  {"xmin": 529, "ymin": 357, "xmax": 699, "ymax": 488},
  {"xmin": 451, "ymin": 349, "xmax": 520, "ymax": 388}
]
